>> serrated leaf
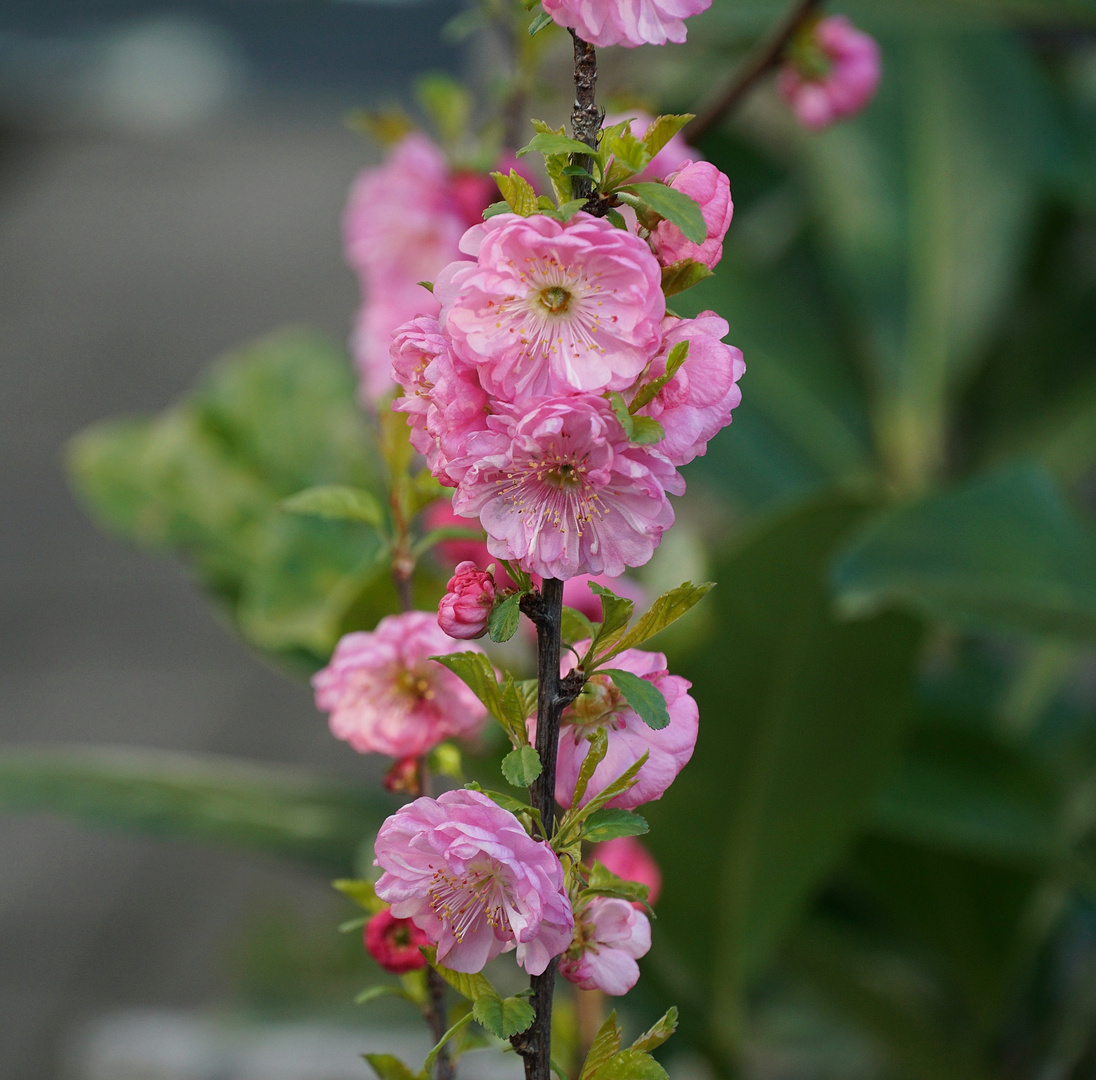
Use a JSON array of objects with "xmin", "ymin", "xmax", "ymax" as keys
[
  {"xmin": 660, "ymin": 259, "xmax": 714, "ymax": 298},
  {"xmin": 605, "ymin": 208, "xmax": 628, "ymax": 230},
  {"xmin": 333, "ymin": 878, "xmax": 385, "ymax": 913},
  {"xmin": 279, "ymin": 485, "xmax": 385, "ymax": 528},
  {"xmin": 628, "ymin": 417, "xmax": 665, "ymax": 446},
  {"xmin": 582, "ymin": 808, "xmax": 649, "ymax": 843},
  {"xmin": 562, "ymin": 605, "xmax": 596, "ymax": 645},
  {"xmin": 491, "ymin": 169, "xmax": 539, "ymax": 217},
  {"xmin": 364, "ymin": 1053, "xmax": 420, "ymax": 1080},
  {"xmin": 472, "ymin": 992, "xmax": 536, "ymax": 1038},
  {"xmin": 630, "ymin": 1006, "xmax": 679, "ymax": 1053},
  {"xmin": 597, "ymin": 582, "xmax": 714, "ymax": 663},
  {"xmin": 483, "ymin": 200, "xmax": 511, "ymax": 219},
  {"xmin": 608, "ymin": 391, "xmax": 635, "ymax": 439},
  {"xmin": 580, "ymin": 1011, "xmax": 622, "ymax": 1080},
  {"xmin": 601, "ymin": 668, "xmax": 670, "ymax": 730},
  {"xmin": 502, "ymin": 745, "xmax": 543, "ymax": 788},
  {"xmin": 573, "ymin": 729, "xmax": 609, "ymax": 807},
  {"xmin": 488, "ymin": 592, "xmax": 523, "ymax": 642},
  {"xmin": 630, "ymin": 342, "xmax": 690, "ymax": 413},
  {"xmin": 642, "ymin": 114, "xmax": 693, "ymax": 160},
  {"xmin": 581, "ymin": 752, "xmax": 649, "ymax": 819},
  {"xmin": 430, "ymin": 653, "xmax": 525, "ymax": 743},
  {"xmin": 588, "ymin": 582, "xmax": 635, "ymax": 654},
  {"xmin": 596, "ymin": 1049, "xmax": 669, "ymax": 1080},
  {"xmin": 558, "ymin": 198, "xmax": 591, "ymax": 221},
  {"xmin": 528, "ymin": 8, "xmax": 554, "ymax": 35},
  {"xmin": 518, "ymin": 132, "xmax": 597, "ymax": 159},
  {"xmin": 422, "ymin": 947, "xmax": 496, "ymax": 1001},
  {"xmin": 623, "ymin": 182, "xmax": 707, "ymax": 245}
]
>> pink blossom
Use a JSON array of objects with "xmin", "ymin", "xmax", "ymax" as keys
[
  {"xmin": 364, "ymin": 910, "xmax": 430, "ymax": 974},
  {"xmin": 593, "ymin": 837, "xmax": 662, "ymax": 906},
  {"xmin": 312, "ymin": 612, "xmax": 488, "ymax": 758},
  {"xmin": 559, "ymin": 897, "xmax": 651, "ymax": 995},
  {"xmin": 542, "ymin": 0, "xmax": 711, "ymax": 48},
  {"xmin": 634, "ymin": 311, "xmax": 745, "ymax": 466},
  {"xmin": 436, "ymin": 212, "xmax": 665, "ymax": 399},
  {"xmin": 605, "ymin": 112, "xmax": 696, "ymax": 182},
  {"xmin": 777, "ymin": 16, "xmax": 881, "ymax": 131},
  {"xmin": 649, "ymin": 161, "xmax": 733, "ymax": 270},
  {"xmin": 438, "ymin": 561, "xmax": 497, "ymax": 639},
  {"xmin": 553, "ymin": 645, "xmax": 698, "ymax": 810},
  {"xmin": 452, "ymin": 396, "xmax": 682, "ymax": 580},
  {"xmin": 373, "ymin": 789, "xmax": 574, "ymax": 975}
]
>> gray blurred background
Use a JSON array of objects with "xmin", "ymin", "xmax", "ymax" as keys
[{"xmin": 0, "ymin": 3, "xmax": 462, "ymax": 1076}]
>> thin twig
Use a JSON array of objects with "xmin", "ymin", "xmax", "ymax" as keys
[{"xmin": 688, "ymin": 0, "xmax": 822, "ymax": 142}]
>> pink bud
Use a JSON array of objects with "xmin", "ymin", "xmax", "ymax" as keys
[
  {"xmin": 438, "ymin": 561, "xmax": 497, "ymax": 639},
  {"xmin": 593, "ymin": 836, "xmax": 663, "ymax": 907},
  {"xmin": 382, "ymin": 756, "xmax": 422, "ymax": 796},
  {"xmin": 364, "ymin": 909, "xmax": 430, "ymax": 974},
  {"xmin": 650, "ymin": 161, "xmax": 733, "ymax": 271}
]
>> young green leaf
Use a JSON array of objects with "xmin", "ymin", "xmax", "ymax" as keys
[
  {"xmin": 628, "ymin": 417, "xmax": 665, "ymax": 446},
  {"xmin": 430, "ymin": 653, "xmax": 526, "ymax": 745},
  {"xmin": 558, "ymin": 198, "xmax": 592, "ymax": 221},
  {"xmin": 630, "ymin": 1006, "xmax": 679, "ymax": 1053},
  {"xmin": 641, "ymin": 114, "xmax": 694, "ymax": 158},
  {"xmin": 483, "ymin": 200, "xmax": 511, "ymax": 219},
  {"xmin": 579, "ymin": 752, "xmax": 649, "ymax": 819},
  {"xmin": 281, "ymin": 485, "xmax": 385, "ymax": 529},
  {"xmin": 579, "ymin": 1011, "xmax": 623, "ymax": 1080},
  {"xmin": 587, "ymin": 582, "xmax": 635, "ymax": 653},
  {"xmin": 334, "ymin": 878, "xmax": 385, "ymax": 914},
  {"xmin": 587, "ymin": 860, "xmax": 650, "ymax": 902},
  {"xmin": 354, "ymin": 985, "xmax": 413, "ymax": 1007},
  {"xmin": 422, "ymin": 1013, "xmax": 474, "ymax": 1074},
  {"xmin": 660, "ymin": 258, "xmax": 714, "ymax": 297},
  {"xmin": 608, "ymin": 392, "xmax": 635, "ymax": 439},
  {"xmin": 596, "ymin": 581, "xmax": 714, "ymax": 663},
  {"xmin": 502, "ymin": 745, "xmax": 543, "ymax": 788},
  {"xmin": 596, "ymin": 1050, "xmax": 669, "ymax": 1080},
  {"xmin": 629, "ymin": 342, "xmax": 689, "ymax": 413},
  {"xmin": 472, "ymin": 992, "xmax": 536, "ymax": 1038},
  {"xmin": 422, "ymin": 947, "xmax": 496, "ymax": 1001},
  {"xmin": 518, "ymin": 132, "xmax": 597, "ymax": 159},
  {"xmin": 339, "ymin": 914, "xmax": 369, "ymax": 933},
  {"xmin": 528, "ymin": 8, "xmax": 553, "ymax": 34},
  {"xmin": 601, "ymin": 668, "xmax": 670, "ymax": 730},
  {"xmin": 581, "ymin": 807, "xmax": 649, "ymax": 842},
  {"xmin": 622, "ymin": 182, "xmax": 707, "ymax": 244},
  {"xmin": 464, "ymin": 784, "xmax": 542, "ymax": 832},
  {"xmin": 488, "ymin": 592, "xmax": 523, "ymax": 642},
  {"xmin": 561, "ymin": 605, "xmax": 596, "ymax": 645},
  {"xmin": 572, "ymin": 728, "xmax": 609, "ymax": 807},
  {"xmin": 364, "ymin": 1053, "xmax": 421, "ymax": 1080},
  {"xmin": 604, "ymin": 208, "xmax": 628, "ymax": 230},
  {"xmin": 491, "ymin": 169, "xmax": 539, "ymax": 216}
]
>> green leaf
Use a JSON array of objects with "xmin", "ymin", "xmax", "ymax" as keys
[
  {"xmin": 364, "ymin": 1053, "xmax": 420, "ymax": 1080},
  {"xmin": 643, "ymin": 495, "xmax": 923, "ymax": 1029},
  {"xmin": 430, "ymin": 653, "xmax": 526, "ymax": 745},
  {"xmin": 483, "ymin": 200, "xmax": 511, "ymax": 220},
  {"xmin": 579, "ymin": 1011, "xmax": 622, "ymax": 1080},
  {"xmin": 354, "ymin": 985, "xmax": 411, "ymax": 1006},
  {"xmin": 502, "ymin": 746, "xmax": 543, "ymax": 788},
  {"xmin": 582, "ymin": 860, "xmax": 650, "ymax": 906},
  {"xmin": 472, "ymin": 993, "xmax": 536, "ymax": 1038},
  {"xmin": 333, "ymin": 878, "xmax": 384, "ymax": 913},
  {"xmin": 660, "ymin": 259, "xmax": 714, "ymax": 298},
  {"xmin": 0, "ymin": 746, "xmax": 392, "ymax": 874},
  {"xmin": 488, "ymin": 592, "xmax": 523, "ymax": 643},
  {"xmin": 561, "ymin": 606, "xmax": 596, "ymax": 645},
  {"xmin": 572, "ymin": 729, "xmax": 609, "ymax": 808},
  {"xmin": 421, "ymin": 947, "xmax": 496, "ymax": 1002},
  {"xmin": 415, "ymin": 73, "xmax": 472, "ymax": 148},
  {"xmin": 630, "ymin": 342, "xmax": 689, "ymax": 414},
  {"xmin": 517, "ymin": 132, "xmax": 596, "ymax": 159},
  {"xmin": 281, "ymin": 484, "xmax": 385, "ymax": 529},
  {"xmin": 832, "ymin": 464, "xmax": 1096, "ymax": 640},
  {"xmin": 601, "ymin": 669, "xmax": 670, "ymax": 730},
  {"xmin": 595, "ymin": 1050, "xmax": 669, "ymax": 1080},
  {"xmin": 579, "ymin": 752, "xmax": 649, "ymax": 820},
  {"xmin": 587, "ymin": 582, "xmax": 635, "ymax": 655},
  {"xmin": 628, "ymin": 417, "xmax": 665, "ymax": 446},
  {"xmin": 630, "ymin": 1006, "xmax": 679, "ymax": 1053},
  {"xmin": 581, "ymin": 808, "xmax": 649, "ymax": 843},
  {"xmin": 641, "ymin": 114, "xmax": 694, "ymax": 159},
  {"xmin": 422, "ymin": 1013, "xmax": 473, "ymax": 1074},
  {"xmin": 596, "ymin": 582, "xmax": 713, "ymax": 663},
  {"xmin": 622, "ymin": 182, "xmax": 706, "ymax": 244},
  {"xmin": 491, "ymin": 169, "xmax": 539, "ymax": 216},
  {"xmin": 528, "ymin": 8, "xmax": 554, "ymax": 35},
  {"xmin": 465, "ymin": 784, "xmax": 540, "ymax": 827}
]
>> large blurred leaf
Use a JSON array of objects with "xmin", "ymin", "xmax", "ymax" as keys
[
  {"xmin": 68, "ymin": 329, "xmax": 389, "ymax": 670},
  {"xmin": 0, "ymin": 747, "xmax": 390, "ymax": 873},
  {"xmin": 832, "ymin": 463, "xmax": 1096, "ymax": 639},
  {"xmin": 645, "ymin": 495, "xmax": 922, "ymax": 1049}
]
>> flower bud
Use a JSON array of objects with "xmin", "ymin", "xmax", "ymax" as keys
[
  {"xmin": 364, "ymin": 909, "xmax": 430, "ymax": 974},
  {"xmin": 650, "ymin": 161, "xmax": 733, "ymax": 271},
  {"xmin": 437, "ymin": 561, "xmax": 497, "ymax": 639}
]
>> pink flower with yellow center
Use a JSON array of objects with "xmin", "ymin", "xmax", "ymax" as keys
[
  {"xmin": 374, "ymin": 789, "xmax": 574, "ymax": 975},
  {"xmin": 559, "ymin": 897, "xmax": 651, "ymax": 995},
  {"xmin": 542, "ymin": 0, "xmax": 712, "ymax": 48},
  {"xmin": 436, "ymin": 212, "xmax": 665, "ymax": 400},
  {"xmin": 312, "ymin": 612, "xmax": 488, "ymax": 758}
]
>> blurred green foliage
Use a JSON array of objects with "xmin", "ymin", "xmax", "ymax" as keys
[{"xmin": 4, "ymin": 1, "xmax": 1096, "ymax": 1078}]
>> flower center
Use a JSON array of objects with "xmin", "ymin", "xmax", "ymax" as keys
[
  {"xmin": 546, "ymin": 462, "xmax": 580, "ymax": 489},
  {"xmin": 428, "ymin": 862, "xmax": 512, "ymax": 943},
  {"xmin": 396, "ymin": 666, "xmax": 435, "ymax": 702},
  {"xmin": 538, "ymin": 285, "xmax": 572, "ymax": 314},
  {"xmin": 565, "ymin": 674, "xmax": 626, "ymax": 729}
]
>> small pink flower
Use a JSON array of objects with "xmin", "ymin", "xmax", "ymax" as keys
[
  {"xmin": 438, "ymin": 561, "xmax": 497, "ymax": 640},
  {"xmin": 312, "ymin": 612, "xmax": 488, "ymax": 758},
  {"xmin": 436, "ymin": 212, "xmax": 665, "ymax": 399},
  {"xmin": 559, "ymin": 898, "xmax": 651, "ymax": 995},
  {"xmin": 634, "ymin": 311, "xmax": 745, "ymax": 466},
  {"xmin": 542, "ymin": 0, "xmax": 711, "ymax": 48},
  {"xmin": 593, "ymin": 837, "xmax": 662, "ymax": 906},
  {"xmin": 777, "ymin": 15, "xmax": 881, "ymax": 131},
  {"xmin": 364, "ymin": 910, "xmax": 430, "ymax": 974},
  {"xmin": 374, "ymin": 789, "xmax": 574, "ymax": 975},
  {"xmin": 553, "ymin": 645, "xmax": 698, "ymax": 810},
  {"xmin": 453, "ymin": 396, "xmax": 682, "ymax": 580},
  {"xmin": 649, "ymin": 161, "xmax": 733, "ymax": 271}
]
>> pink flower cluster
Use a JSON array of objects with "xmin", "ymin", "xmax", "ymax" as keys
[
  {"xmin": 778, "ymin": 15, "xmax": 881, "ymax": 130},
  {"xmin": 393, "ymin": 206, "xmax": 744, "ymax": 580},
  {"xmin": 543, "ymin": 0, "xmax": 712, "ymax": 48}
]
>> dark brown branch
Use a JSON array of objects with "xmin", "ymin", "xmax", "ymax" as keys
[
  {"xmin": 569, "ymin": 31, "xmax": 602, "ymax": 202},
  {"xmin": 688, "ymin": 0, "xmax": 822, "ymax": 142}
]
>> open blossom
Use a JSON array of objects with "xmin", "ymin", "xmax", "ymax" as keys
[
  {"xmin": 551, "ymin": 644, "xmax": 698, "ymax": 810},
  {"xmin": 374, "ymin": 789, "xmax": 574, "ymax": 975},
  {"xmin": 436, "ymin": 212, "xmax": 665, "ymax": 399},
  {"xmin": 542, "ymin": 0, "xmax": 711, "ymax": 48},
  {"xmin": 559, "ymin": 897, "xmax": 651, "ymax": 995},
  {"xmin": 593, "ymin": 836, "xmax": 662, "ymax": 906},
  {"xmin": 634, "ymin": 312, "xmax": 745, "ymax": 466},
  {"xmin": 438, "ymin": 561, "xmax": 496, "ymax": 639},
  {"xmin": 649, "ymin": 161, "xmax": 733, "ymax": 271},
  {"xmin": 453, "ymin": 396, "xmax": 682, "ymax": 580},
  {"xmin": 312, "ymin": 612, "xmax": 488, "ymax": 758},
  {"xmin": 778, "ymin": 15, "xmax": 881, "ymax": 131},
  {"xmin": 364, "ymin": 910, "xmax": 430, "ymax": 974}
]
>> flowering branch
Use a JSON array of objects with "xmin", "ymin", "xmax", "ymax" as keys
[{"xmin": 688, "ymin": 0, "xmax": 822, "ymax": 141}]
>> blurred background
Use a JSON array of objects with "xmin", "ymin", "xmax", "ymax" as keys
[{"xmin": 4, "ymin": 1, "xmax": 1096, "ymax": 1079}]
